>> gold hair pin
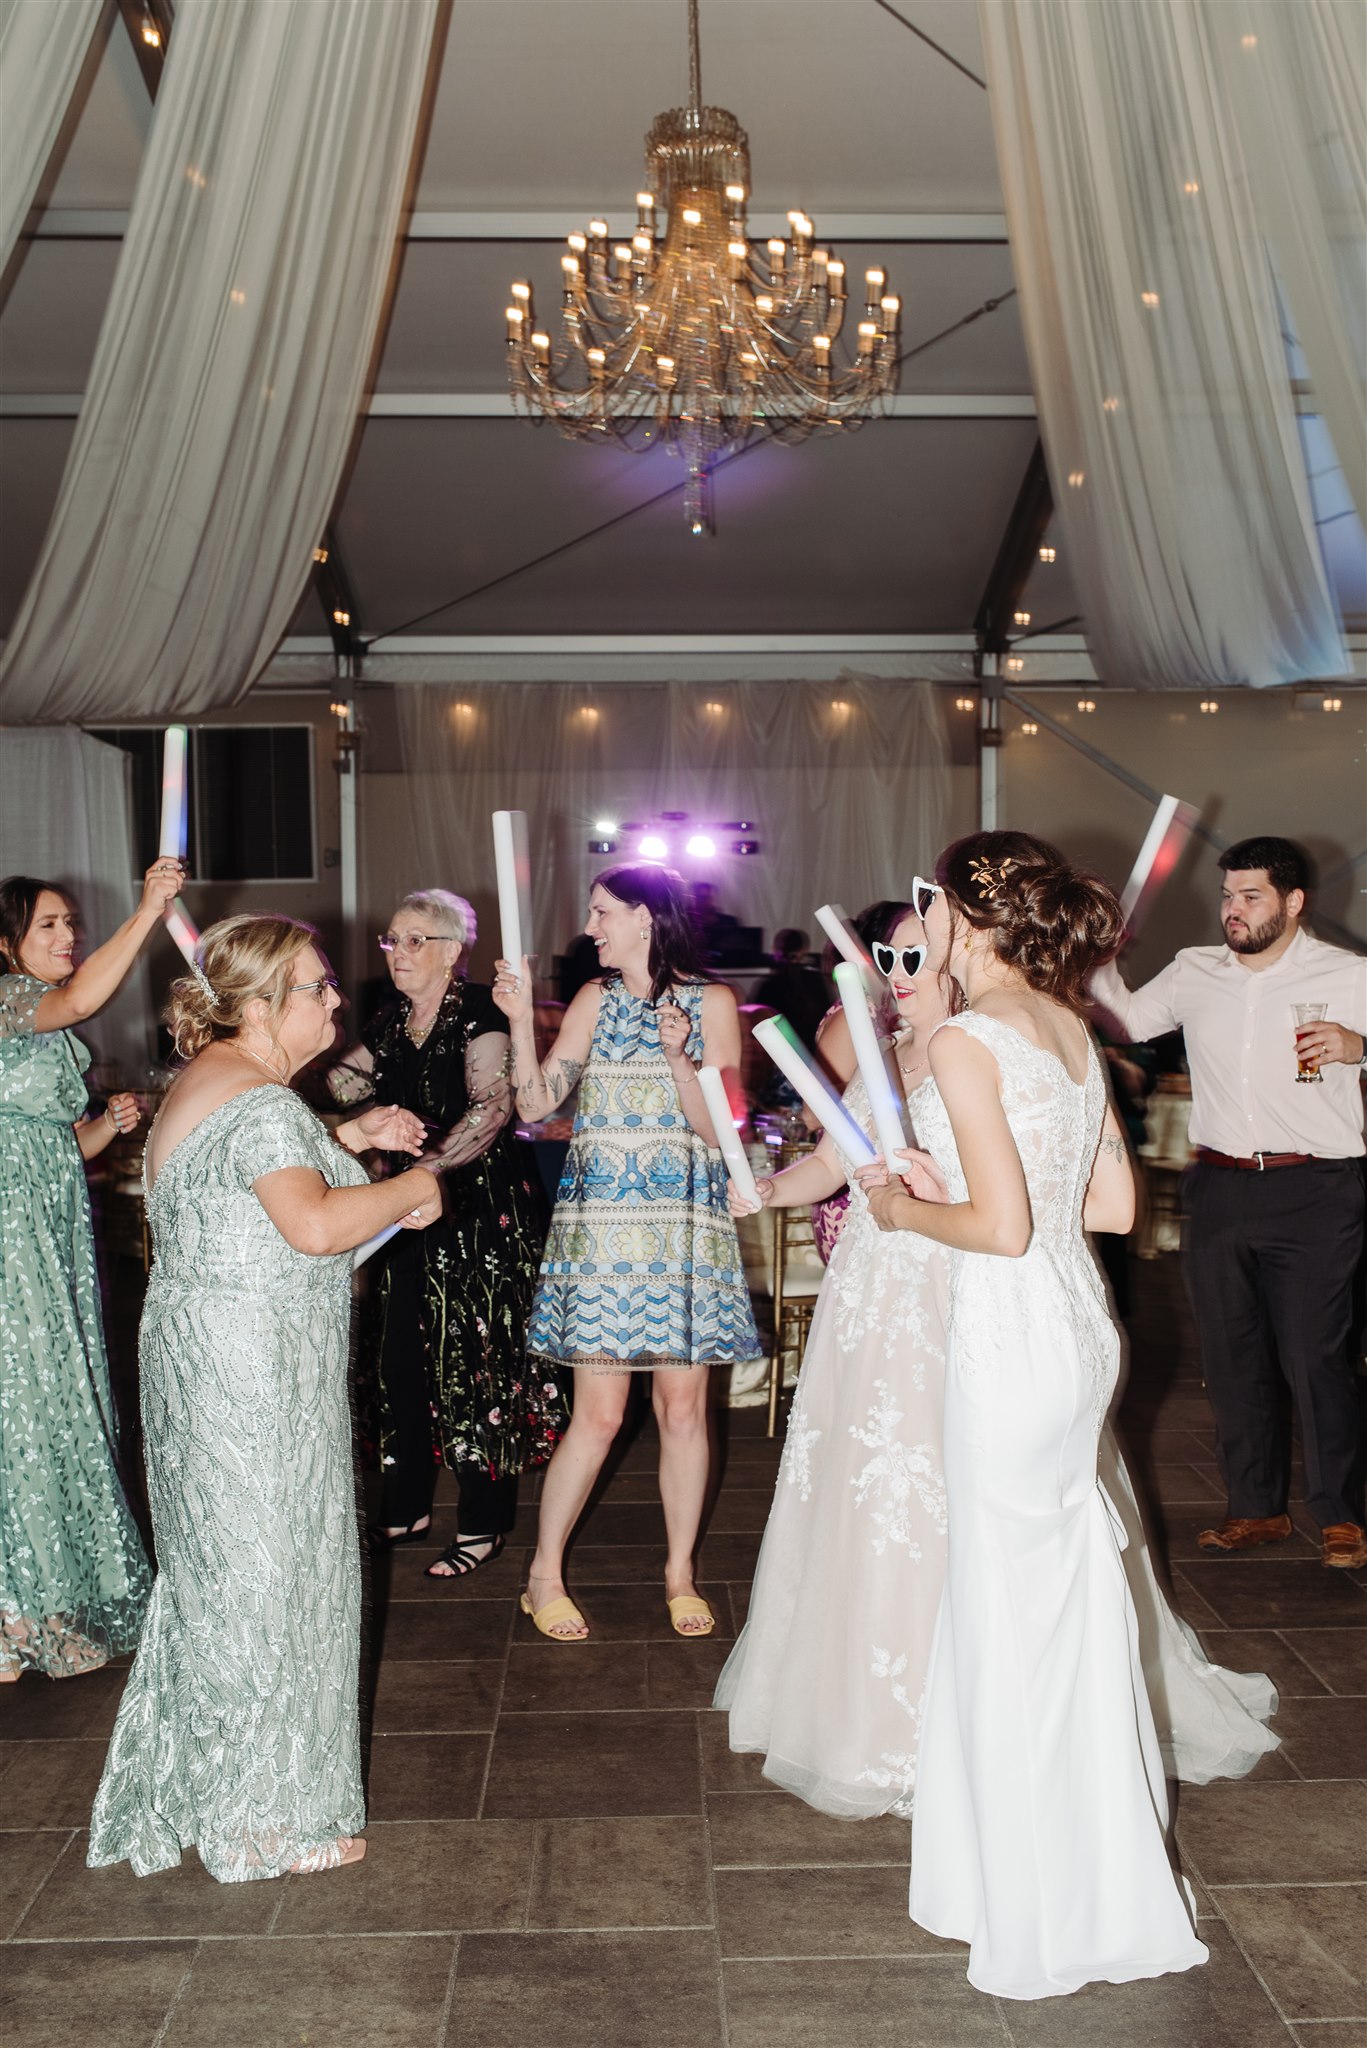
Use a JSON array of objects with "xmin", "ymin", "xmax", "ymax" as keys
[{"xmin": 968, "ymin": 855, "xmax": 1017, "ymax": 902}]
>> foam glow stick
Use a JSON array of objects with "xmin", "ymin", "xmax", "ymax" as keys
[
  {"xmin": 833, "ymin": 961, "xmax": 908, "ymax": 1171},
  {"xmin": 753, "ymin": 1014, "xmax": 877, "ymax": 1170},
  {"xmin": 163, "ymin": 899, "xmax": 201, "ymax": 967},
  {"xmin": 815, "ymin": 902, "xmax": 876, "ymax": 990},
  {"xmin": 353, "ymin": 1221, "xmax": 401, "ymax": 1270},
  {"xmin": 1120, "ymin": 794, "xmax": 1199, "ymax": 936},
  {"xmin": 492, "ymin": 810, "xmax": 533, "ymax": 968},
  {"xmin": 697, "ymin": 1065, "xmax": 759, "ymax": 1205},
  {"xmin": 159, "ymin": 725, "xmax": 189, "ymax": 860}
]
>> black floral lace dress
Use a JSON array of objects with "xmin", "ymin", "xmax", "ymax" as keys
[{"xmin": 332, "ymin": 980, "xmax": 563, "ymax": 1524}]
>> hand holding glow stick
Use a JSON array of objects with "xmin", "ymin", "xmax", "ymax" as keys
[
  {"xmin": 834, "ymin": 961, "xmax": 909, "ymax": 1173},
  {"xmin": 815, "ymin": 903, "xmax": 877, "ymax": 992},
  {"xmin": 697, "ymin": 1065, "xmax": 759, "ymax": 1208},
  {"xmin": 753, "ymin": 1015, "xmax": 877, "ymax": 1170},
  {"xmin": 1120, "ymin": 794, "xmax": 1199, "ymax": 938},
  {"xmin": 492, "ymin": 810, "xmax": 533, "ymax": 972},
  {"xmin": 159, "ymin": 726, "xmax": 189, "ymax": 860}
]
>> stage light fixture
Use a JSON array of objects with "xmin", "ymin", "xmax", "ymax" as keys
[
  {"xmin": 1323, "ymin": 696, "xmax": 1343, "ymax": 711},
  {"xmin": 1038, "ymin": 544, "xmax": 1056, "ymax": 563},
  {"xmin": 639, "ymin": 834, "xmax": 669, "ymax": 858},
  {"xmin": 593, "ymin": 818, "xmax": 618, "ymax": 834},
  {"xmin": 588, "ymin": 837, "xmax": 617, "ymax": 854},
  {"xmin": 686, "ymin": 834, "xmax": 717, "ymax": 859},
  {"xmin": 732, "ymin": 839, "xmax": 760, "ymax": 856}
]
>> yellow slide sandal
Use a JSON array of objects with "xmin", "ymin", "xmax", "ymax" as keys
[
  {"xmin": 519, "ymin": 1592, "xmax": 589, "ymax": 1641},
  {"xmin": 667, "ymin": 1595, "xmax": 716, "ymax": 1638}
]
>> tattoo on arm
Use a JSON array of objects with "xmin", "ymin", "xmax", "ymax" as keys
[
  {"xmin": 542, "ymin": 1056, "xmax": 583, "ymax": 1108},
  {"xmin": 1100, "ymin": 1133, "xmax": 1127, "ymax": 1164}
]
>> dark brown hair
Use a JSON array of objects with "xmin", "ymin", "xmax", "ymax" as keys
[
  {"xmin": 592, "ymin": 863, "xmax": 710, "ymax": 1006},
  {"xmin": 934, "ymin": 831, "xmax": 1124, "ymax": 1013},
  {"xmin": 0, "ymin": 876, "xmax": 72, "ymax": 975}
]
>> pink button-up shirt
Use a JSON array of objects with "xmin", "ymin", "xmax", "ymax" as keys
[{"xmin": 1093, "ymin": 927, "xmax": 1366, "ymax": 1160}]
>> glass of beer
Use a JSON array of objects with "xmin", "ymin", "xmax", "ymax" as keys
[{"xmin": 1292, "ymin": 1002, "xmax": 1327, "ymax": 1082}]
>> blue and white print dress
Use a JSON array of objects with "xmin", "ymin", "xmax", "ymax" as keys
[{"xmin": 525, "ymin": 980, "xmax": 762, "ymax": 1372}]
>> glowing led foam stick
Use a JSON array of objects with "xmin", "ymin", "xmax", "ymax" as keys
[
  {"xmin": 815, "ymin": 902, "xmax": 877, "ymax": 991},
  {"xmin": 353, "ymin": 1221, "xmax": 401, "ymax": 1270},
  {"xmin": 163, "ymin": 899, "xmax": 201, "ymax": 968},
  {"xmin": 492, "ymin": 810, "xmax": 533, "ymax": 969},
  {"xmin": 753, "ymin": 1015, "xmax": 877, "ymax": 1170},
  {"xmin": 833, "ymin": 961, "xmax": 908, "ymax": 1171},
  {"xmin": 1120, "ymin": 795, "xmax": 1199, "ymax": 937},
  {"xmin": 697, "ymin": 1065, "xmax": 759, "ymax": 1206},
  {"xmin": 159, "ymin": 725, "xmax": 189, "ymax": 860}
]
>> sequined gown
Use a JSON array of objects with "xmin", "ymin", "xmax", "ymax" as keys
[
  {"xmin": 88, "ymin": 1085, "xmax": 368, "ymax": 1882},
  {"xmin": 526, "ymin": 980, "xmax": 761, "ymax": 1372},
  {"xmin": 909, "ymin": 1013, "xmax": 1208, "ymax": 1998},
  {"xmin": 0, "ymin": 973, "xmax": 150, "ymax": 1676}
]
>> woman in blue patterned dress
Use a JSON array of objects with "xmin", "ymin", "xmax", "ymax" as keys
[
  {"xmin": 1, "ymin": 861, "xmax": 184, "ymax": 1681},
  {"xmin": 495, "ymin": 864, "xmax": 762, "ymax": 1641}
]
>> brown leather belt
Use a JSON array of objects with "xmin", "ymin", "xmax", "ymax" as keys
[{"xmin": 1194, "ymin": 1146, "xmax": 1314, "ymax": 1172}]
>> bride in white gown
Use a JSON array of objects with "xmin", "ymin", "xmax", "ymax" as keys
[
  {"xmin": 717, "ymin": 902, "xmax": 1277, "ymax": 1830},
  {"xmin": 865, "ymin": 833, "xmax": 1211, "ymax": 1999}
]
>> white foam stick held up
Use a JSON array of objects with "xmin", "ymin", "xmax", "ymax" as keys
[
  {"xmin": 163, "ymin": 900, "xmax": 201, "ymax": 968},
  {"xmin": 815, "ymin": 903, "xmax": 876, "ymax": 991},
  {"xmin": 697, "ymin": 1065, "xmax": 759, "ymax": 1206},
  {"xmin": 159, "ymin": 726, "xmax": 189, "ymax": 860},
  {"xmin": 492, "ymin": 810, "xmax": 533, "ymax": 968},
  {"xmin": 1120, "ymin": 794, "xmax": 1199, "ymax": 936},
  {"xmin": 753, "ymin": 1015, "xmax": 877, "ymax": 1170},
  {"xmin": 353, "ymin": 1221, "xmax": 402, "ymax": 1270},
  {"xmin": 834, "ymin": 961, "xmax": 909, "ymax": 1172}
]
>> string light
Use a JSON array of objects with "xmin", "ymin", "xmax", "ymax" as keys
[
  {"xmin": 954, "ymin": 695, "xmax": 975, "ymax": 711},
  {"xmin": 1013, "ymin": 610, "xmax": 1031, "ymax": 626},
  {"xmin": 1322, "ymin": 696, "xmax": 1343, "ymax": 711},
  {"xmin": 332, "ymin": 609, "xmax": 350, "ymax": 626},
  {"xmin": 1039, "ymin": 545, "xmax": 1057, "ymax": 564},
  {"xmin": 1199, "ymin": 698, "xmax": 1219, "ymax": 714},
  {"xmin": 1020, "ymin": 720, "xmax": 1039, "ymax": 736},
  {"xmin": 1077, "ymin": 697, "xmax": 1097, "ymax": 713},
  {"xmin": 1005, "ymin": 656, "xmax": 1025, "ymax": 674}
]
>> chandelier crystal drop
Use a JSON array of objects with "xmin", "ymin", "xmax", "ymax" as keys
[{"xmin": 505, "ymin": 0, "xmax": 900, "ymax": 536}]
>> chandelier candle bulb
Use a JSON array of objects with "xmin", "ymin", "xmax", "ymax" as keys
[
  {"xmin": 834, "ymin": 962, "xmax": 909, "ymax": 1173},
  {"xmin": 697, "ymin": 1066, "xmax": 759, "ymax": 1207},
  {"xmin": 857, "ymin": 321, "xmax": 877, "ymax": 353},
  {"xmin": 753, "ymin": 1017, "xmax": 878, "ymax": 1172},
  {"xmin": 827, "ymin": 258, "xmax": 845, "ymax": 297},
  {"xmin": 491, "ymin": 810, "xmax": 533, "ymax": 973},
  {"xmin": 637, "ymin": 191, "xmax": 655, "ymax": 226},
  {"xmin": 880, "ymin": 294, "xmax": 900, "ymax": 332},
  {"xmin": 159, "ymin": 726, "xmax": 189, "ymax": 861}
]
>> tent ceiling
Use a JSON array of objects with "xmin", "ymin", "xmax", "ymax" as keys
[{"xmin": 0, "ymin": 0, "xmax": 1359, "ymax": 669}]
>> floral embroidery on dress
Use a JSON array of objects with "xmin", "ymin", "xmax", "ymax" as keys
[
  {"xmin": 848, "ymin": 1379, "xmax": 949, "ymax": 1555},
  {"xmin": 855, "ymin": 1645, "xmax": 927, "ymax": 1814},
  {"xmin": 780, "ymin": 1398, "xmax": 822, "ymax": 1504}
]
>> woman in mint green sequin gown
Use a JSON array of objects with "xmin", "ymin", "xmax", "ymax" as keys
[
  {"xmin": 88, "ymin": 914, "xmax": 440, "ymax": 1882},
  {"xmin": 1, "ymin": 866, "xmax": 184, "ymax": 1680}
]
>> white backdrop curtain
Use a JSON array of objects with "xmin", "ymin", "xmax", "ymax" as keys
[
  {"xmin": 0, "ymin": 726, "xmax": 150, "ymax": 1079},
  {"xmin": 383, "ymin": 677, "xmax": 948, "ymax": 976},
  {"xmin": 0, "ymin": 0, "xmax": 106, "ymax": 284},
  {"xmin": 979, "ymin": 0, "xmax": 1349, "ymax": 691},
  {"xmin": 0, "ymin": 0, "xmax": 442, "ymax": 725}
]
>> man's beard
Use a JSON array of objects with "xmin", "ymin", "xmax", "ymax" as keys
[{"xmin": 1224, "ymin": 903, "xmax": 1289, "ymax": 955}]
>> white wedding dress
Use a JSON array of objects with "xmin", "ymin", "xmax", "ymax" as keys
[
  {"xmin": 714, "ymin": 1073, "xmax": 950, "ymax": 1817},
  {"xmin": 909, "ymin": 1012, "xmax": 1209, "ymax": 1999}
]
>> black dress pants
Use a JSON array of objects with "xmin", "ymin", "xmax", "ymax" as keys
[{"xmin": 1182, "ymin": 1158, "xmax": 1365, "ymax": 1528}]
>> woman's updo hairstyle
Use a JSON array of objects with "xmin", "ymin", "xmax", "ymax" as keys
[
  {"xmin": 166, "ymin": 913, "xmax": 321, "ymax": 1060},
  {"xmin": 395, "ymin": 888, "xmax": 475, "ymax": 955},
  {"xmin": 935, "ymin": 831, "xmax": 1124, "ymax": 1013}
]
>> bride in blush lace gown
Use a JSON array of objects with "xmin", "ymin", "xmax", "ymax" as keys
[
  {"xmin": 866, "ymin": 835, "xmax": 1210, "ymax": 2000},
  {"xmin": 715, "ymin": 913, "xmax": 951, "ymax": 1816}
]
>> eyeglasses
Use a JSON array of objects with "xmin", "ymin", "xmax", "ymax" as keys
[
  {"xmin": 378, "ymin": 932, "xmax": 456, "ymax": 955},
  {"xmin": 873, "ymin": 942, "xmax": 927, "ymax": 982},
  {"xmin": 290, "ymin": 975, "xmax": 339, "ymax": 1001},
  {"xmin": 910, "ymin": 875, "xmax": 942, "ymax": 922}
]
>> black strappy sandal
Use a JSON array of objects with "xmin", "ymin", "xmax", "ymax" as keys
[
  {"xmin": 366, "ymin": 1518, "xmax": 431, "ymax": 1556},
  {"xmin": 424, "ymin": 1533, "xmax": 506, "ymax": 1580}
]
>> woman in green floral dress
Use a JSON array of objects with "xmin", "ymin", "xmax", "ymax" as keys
[{"xmin": 0, "ymin": 864, "xmax": 183, "ymax": 1681}]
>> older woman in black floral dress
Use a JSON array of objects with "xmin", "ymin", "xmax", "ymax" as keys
[{"xmin": 329, "ymin": 890, "xmax": 563, "ymax": 1577}]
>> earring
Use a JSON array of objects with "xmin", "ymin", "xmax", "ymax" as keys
[{"xmin": 640, "ymin": 929, "xmax": 650, "ymax": 941}]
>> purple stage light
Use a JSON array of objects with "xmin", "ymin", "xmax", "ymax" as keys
[
  {"xmin": 639, "ymin": 833, "xmax": 669, "ymax": 858},
  {"xmin": 686, "ymin": 834, "xmax": 717, "ymax": 859}
]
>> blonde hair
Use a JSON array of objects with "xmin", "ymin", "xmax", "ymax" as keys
[
  {"xmin": 166, "ymin": 913, "xmax": 320, "ymax": 1060},
  {"xmin": 395, "ymin": 889, "xmax": 476, "ymax": 951}
]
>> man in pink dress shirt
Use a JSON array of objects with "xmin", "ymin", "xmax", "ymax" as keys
[{"xmin": 1093, "ymin": 837, "xmax": 1367, "ymax": 1571}]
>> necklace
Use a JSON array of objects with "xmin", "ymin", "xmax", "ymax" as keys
[{"xmin": 236, "ymin": 1042, "xmax": 286, "ymax": 1082}]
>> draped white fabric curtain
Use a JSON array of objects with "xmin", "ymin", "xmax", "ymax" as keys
[
  {"xmin": 1216, "ymin": 0, "xmax": 1366, "ymax": 522},
  {"xmin": 0, "ymin": 0, "xmax": 107, "ymax": 283},
  {"xmin": 385, "ymin": 677, "xmax": 948, "ymax": 972},
  {"xmin": 0, "ymin": 726, "xmax": 150, "ymax": 1078},
  {"xmin": 0, "ymin": 0, "xmax": 441, "ymax": 724},
  {"xmin": 979, "ymin": 0, "xmax": 1349, "ymax": 691}
]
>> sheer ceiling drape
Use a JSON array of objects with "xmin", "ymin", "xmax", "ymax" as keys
[
  {"xmin": 0, "ymin": 0, "xmax": 442, "ymax": 725},
  {"xmin": 389, "ymin": 677, "xmax": 948, "ymax": 965},
  {"xmin": 0, "ymin": 0, "xmax": 107, "ymax": 285},
  {"xmin": 979, "ymin": 0, "xmax": 1350, "ymax": 691}
]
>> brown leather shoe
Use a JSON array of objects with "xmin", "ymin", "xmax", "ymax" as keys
[
  {"xmin": 1321, "ymin": 1523, "xmax": 1367, "ymax": 1570},
  {"xmin": 1197, "ymin": 1514, "xmax": 1293, "ymax": 1552}
]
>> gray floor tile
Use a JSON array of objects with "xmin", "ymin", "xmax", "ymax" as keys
[
  {"xmin": 527, "ymin": 1815, "xmax": 711, "ymax": 1928},
  {"xmin": 376, "ymin": 1597, "xmax": 511, "ymax": 1660},
  {"xmin": 1197, "ymin": 1630, "xmax": 1329, "ymax": 1699},
  {"xmin": 706, "ymin": 1489, "xmax": 779, "ymax": 1533},
  {"xmin": 1268, "ymin": 1696, "xmax": 1367, "ymax": 1780},
  {"xmin": 724, "ymin": 1956, "xmax": 1003, "ymax": 2047},
  {"xmin": 0, "ymin": 1664, "xmax": 127, "ymax": 1741},
  {"xmin": 161, "ymin": 1933, "xmax": 455, "ymax": 2047},
  {"xmin": 370, "ymin": 1659, "xmax": 502, "ymax": 1733},
  {"xmin": 1291, "ymin": 2026, "xmax": 1367, "ymax": 2047},
  {"xmin": 501, "ymin": 1640, "xmax": 649, "ymax": 1712},
  {"xmin": 450, "ymin": 1929, "xmax": 724, "ymax": 2046},
  {"xmin": 1213, "ymin": 1883, "xmax": 1366, "ymax": 2020},
  {"xmin": 4, "ymin": 1939, "xmax": 195, "ymax": 2047},
  {"xmin": 715, "ymin": 1864, "xmax": 952, "ymax": 1960},
  {"xmin": 364, "ymin": 1732, "xmax": 489, "ymax": 1821},
  {"xmin": 646, "ymin": 1637, "xmax": 732, "ymax": 1708},
  {"xmin": 483, "ymin": 1710, "xmax": 703, "ymax": 1819},
  {"xmin": 1177, "ymin": 1780, "xmax": 1367, "ymax": 1885},
  {"xmin": 708, "ymin": 1791, "xmax": 910, "ymax": 1869},
  {"xmin": 1285, "ymin": 1629, "xmax": 1367, "ymax": 1697},
  {"xmin": 0, "ymin": 1828, "xmax": 70, "ymax": 1938},
  {"xmin": 698, "ymin": 1709, "xmax": 779, "ymax": 1794},
  {"xmin": 271, "ymin": 1819, "xmax": 533, "ymax": 1935},
  {"xmin": 0, "ymin": 1740, "xmax": 110, "ymax": 1827},
  {"xmin": 561, "ymin": 1543, "xmax": 668, "ymax": 1584},
  {"xmin": 1000, "ymin": 1924, "xmax": 1288, "ymax": 2047},
  {"xmin": 1178, "ymin": 1563, "xmax": 1367, "ymax": 1631},
  {"xmin": 14, "ymin": 1830, "xmax": 278, "ymax": 1939}
]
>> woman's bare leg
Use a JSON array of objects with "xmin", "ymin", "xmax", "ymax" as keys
[
  {"xmin": 654, "ymin": 1367, "xmax": 713, "ymax": 1631},
  {"xmin": 526, "ymin": 1368, "xmax": 632, "ymax": 1637}
]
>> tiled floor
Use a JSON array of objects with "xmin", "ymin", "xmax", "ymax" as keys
[{"xmin": 3, "ymin": 1261, "xmax": 1364, "ymax": 2047}]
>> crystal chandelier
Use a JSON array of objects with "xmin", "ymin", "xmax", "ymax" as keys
[{"xmin": 505, "ymin": 0, "xmax": 900, "ymax": 536}]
